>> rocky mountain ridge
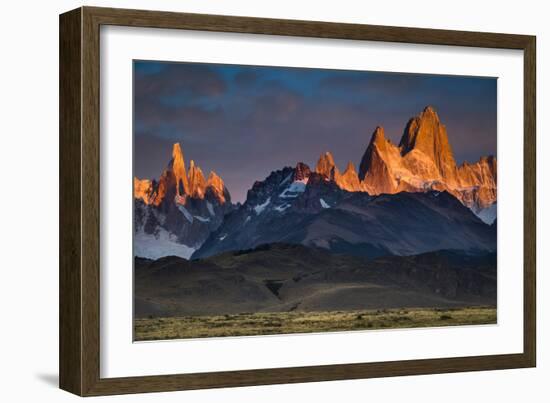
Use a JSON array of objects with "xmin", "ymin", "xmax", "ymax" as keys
[
  {"xmin": 134, "ymin": 143, "xmax": 233, "ymax": 259},
  {"xmin": 306, "ymin": 106, "xmax": 496, "ymax": 217},
  {"xmin": 268, "ymin": 106, "xmax": 497, "ymax": 221},
  {"xmin": 134, "ymin": 143, "xmax": 230, "ymax": 206},
  {"xmin": 135, "ymin": 106, "xmax": 497, "ymax": 260},
  {"xmin": 192, "ymin": 166, "xmax": 496, "ymax": 259},
  {"xmin": 358, "ymin": 106, "xmax": 496, "ymax": 214}
]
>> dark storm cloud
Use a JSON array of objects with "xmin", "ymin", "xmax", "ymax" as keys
[
  {"xmin": 246, "ymin": 80, "xmax": 303, "ymax": 125},
  {"xmin": 234, "ymin": 70, "xmax": 258, "ymax": 87},
  {"xmin": 136, "ymin": 102, "xmax": 224, "ymax": 131},
  {"xmin": 135, "ymin": 61, "xmax": 226, "ymax": 99},
  {"xmin": 134, "ymin": 61, "xmax": 497, "ymax": 202},
  {"xmin": 319, "ymin": 71, "xmax": 427, "ymax": 96}
]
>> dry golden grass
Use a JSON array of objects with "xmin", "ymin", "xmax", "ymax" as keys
[{"xmin": 134, "ymin": 306, "xmax": 496, "ymax": 341}]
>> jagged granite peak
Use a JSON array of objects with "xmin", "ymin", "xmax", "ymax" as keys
[
  {"xmin": 399, "ymin": 105, "xmax": 441, "ymax": 153},
  {"xmin": 456, "ymin": 155, "xmax": 497, "ymax": 211},
  {"xmin": 187, "ymin": 160, "xmax": 207, "ymax": 198},
  {"xmin": 153, "ymin": 168, "xmax": 176, "ymax": 207},
  {"xmin": 206, "ymin": 171, "xmax": 230, "ymax": 203},
  {"xmin": 170, "ymin": 143, "xmax": 189, "ymax": 196},
  {"xmin": 458, "ymin": 155, "xmax": 497, "ymax": 188},
  {"xmin": 356, "ymin": 107, "xmax": 496, "ymax": 218},
  {"xmin": 293, "ymin": 162, "xmax": 312, "ymax": 181},
  {"xmin": 358, "ymin": 126, "xmax": 401, "ymax": 194},
  {"xmin": 316, "ymin": 151, "xmax": 364, "ymax": 191},
  {"xmin": 134, "ymin": 177, "xmax": 154, "ymax": 204},
  {"xmin": 336, "ymin": 161, "xmax": 364, "ymax": 192},
  {"xmin": 133, "ymin": 143, "xmax": 234, "ymax": 260},
  {"xmin": 316, "ymin": 151, "xmax": 339, "ymax": 180},
  {"xmin": 371, "ymin": 125, "xmax": 386, "ymax": 144},
  {"xmin": 135, "ymin": 143, "xmax": 232, "ymax": 205},
  {"xmin": 359, "ymin": 126, "xmax": 393, "ymax": 179},
  {"xmin": 244, "ymin": 166, "xmax": 296, "ymax": 209},
  {"xmin": 399, "ymin": 106, "xmax": 458, "ymax": 186}
]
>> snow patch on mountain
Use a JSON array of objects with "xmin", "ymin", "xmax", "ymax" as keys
[
  {"xmin": 474, "ymin": 203, "xmax": 497, "ymax": 225},
  {"xmin": 194, "ymin": 215, "xmax": 211, "ymax": 223},
  {"xmin": 134, "ymin": 229, "xmax": 195, "ymax": 260},
  {"xmin": 254, "ymin": 197, "xmax": 271, "ymax": 215},
  {"xmin": 320, "ymin": 198, "xmax": 330, "ymax": 209},
  {"xmin": 275, "ymin": 203, "xmax": 291, "ymax": 212},
  {"xmin": 279, "ymin": 180, "xmax": 308, "ymax": 198},
  {"xmin": 177, "ymin": 204, "xmax": 194, "ymax": 223},
  {"xmin": 206, "ymin": 202, "xmax": 215, "ymax": 217}
]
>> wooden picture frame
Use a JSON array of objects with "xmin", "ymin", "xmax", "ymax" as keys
[{"xmin": 59, "ymin": 6, "xmax": 536, "ymax": 396}]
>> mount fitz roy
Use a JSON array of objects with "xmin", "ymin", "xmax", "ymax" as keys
[
  {"xmin": 134, "ymin": 106, "xmax": 497, "ymax": 260},
  {"xmin": 309, "ymin": 106, "xmax": 496, "ymax": 213},
  {"xmin": 358, "ymin": 106, "xmax": 496, "ymax": 215}
]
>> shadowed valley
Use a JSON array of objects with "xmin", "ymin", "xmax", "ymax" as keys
[{"xmin": 135, "ymin": 244, "xmax": 496, "ymax": 339}]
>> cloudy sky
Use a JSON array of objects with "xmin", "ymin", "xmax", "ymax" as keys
[{"xmin": 134, "ymin": 60, "xmax": 497, "ymax": 203}]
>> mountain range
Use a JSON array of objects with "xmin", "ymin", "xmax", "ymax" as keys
[
  {"xmin": 358, "ymin": 106, "xmax": 496, "ymax": 214},
  {"xmin": 134, "ymin": 144, "xmax": 234, "ymax": 259},
  {"xmin": 134, "ymin": 106, "xmax": 497, "ymax": 260}
]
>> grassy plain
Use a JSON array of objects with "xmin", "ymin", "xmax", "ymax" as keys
[{"xmin": 134, "ymin": 306, "xmax": 496, "ymax": 341}]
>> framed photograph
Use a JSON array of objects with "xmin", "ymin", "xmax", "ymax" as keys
[{"xmin": 59, "ymin": 6, "xmax": 536, "ymax": 396}]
